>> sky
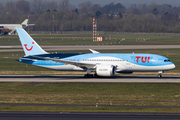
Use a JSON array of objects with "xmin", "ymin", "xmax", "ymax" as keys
[{"xmin": 0, "ymin": 0, "xmax": 180, "ymax": 7}]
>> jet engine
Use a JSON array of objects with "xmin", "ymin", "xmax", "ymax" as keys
[{"xmin": 96, "ymin": 65, "xmax": 116, "ymax": 77}]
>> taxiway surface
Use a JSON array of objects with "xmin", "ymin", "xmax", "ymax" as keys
[
  {"xmin": 1, "ymin": 112, "xmax": 180, "ymax": 120},
  {"xmin": 0, "ymin": 75, "xmax": 180, "ymax": 83}
]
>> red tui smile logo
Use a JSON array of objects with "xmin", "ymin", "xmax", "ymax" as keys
[{"xmin": 24, "ymin": 42, "xmax": 34, "ymax": 51}]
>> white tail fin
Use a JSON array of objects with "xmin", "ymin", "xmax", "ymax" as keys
[
  {"xmin": 16, "ymin": 28, "xmax": 47, "ymax": 56},
  {"xmin": 21, "ymin": 19, "xmax": 28, "ymax": 25}
]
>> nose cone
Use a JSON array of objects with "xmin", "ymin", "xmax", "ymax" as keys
[
  {"xmin": 167, "ymin": 63, "xmax": 175, "ymax": 70},
  {"xmin": 163, "ymin": 63, "xmax": 176, "ymax": 71},
  {"xmin": 171, "ymin": 64, "xmax": 176, "ymax": 69}
]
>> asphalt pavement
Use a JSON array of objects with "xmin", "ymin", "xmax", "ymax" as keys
[{"xmin": 0, "ymin": 112, "xmax": 180, "ymax": 120}]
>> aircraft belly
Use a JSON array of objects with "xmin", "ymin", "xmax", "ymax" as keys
[
  {"xmin": 34, "ymin": 64, "xmax": 84, "ymax": 71},
  {"xmin": 124, "ymin": 63, "xmax": 173, "ymax": 72}
]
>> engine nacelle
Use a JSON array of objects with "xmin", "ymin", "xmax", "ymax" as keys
[{"xmin": 96, "ymin": 65, "xmax": 116, "ymax": 77}]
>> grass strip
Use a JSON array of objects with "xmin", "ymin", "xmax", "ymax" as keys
[
  {"xmin": 1, "ymin": 83, "xmax": 180, "ymax": 112},
  {"xmin": 1, "ymin": 106, "xmax": 180, "ymax": 113},
  {"xmin": 1, "ymin": 34, "xmax": 180, "ymax": 46},
  {"xmin": 0, "ymin": 83, "xmax": 180, "ymax": 107}
]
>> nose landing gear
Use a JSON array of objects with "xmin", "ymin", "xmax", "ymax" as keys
[{"xmin": 157, "ymin": 71, "xmax": 164, "ymax": 78}]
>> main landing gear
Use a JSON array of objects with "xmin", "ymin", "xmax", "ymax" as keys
[
  {"xmin": 157, "ymin": 71, "xmax": 164, "ymax": 78},
  {"xmin": 84, "ymin": 74, "xmax": 94, "ymax": 78},
  {"xmin": 84, "ymin": 73, "xmax": 99, "ymax": 78},
  {"xmin": 84, "ymin": 70, "xmax": 93, "ymax": 78},
  {"xmin": 84, "ymin": 71, "xmax": 99, "ymax": 78}
]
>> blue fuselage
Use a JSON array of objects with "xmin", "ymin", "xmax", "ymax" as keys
[{"xmin": 19, "ymin": 53, "xmax": 175, "ymax": 72}]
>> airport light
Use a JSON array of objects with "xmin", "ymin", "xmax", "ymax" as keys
[{"xmin": 53, "ymin": 15, "xmax": 54, "ymax": 34}]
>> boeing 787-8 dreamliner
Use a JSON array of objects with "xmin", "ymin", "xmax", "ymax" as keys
[{"xmin": 14, "ymin": 28, "xmax": 175, "ymax": 77}]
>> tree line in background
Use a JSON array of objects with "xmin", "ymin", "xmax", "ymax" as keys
[{"xmin": 0, "ymin": 0, "xmax": 180, "ymax": 33}]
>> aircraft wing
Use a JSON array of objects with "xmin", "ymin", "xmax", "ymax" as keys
[{"xmin": 31, "ymin": 55, "xmax": 96, "ymax": 69}]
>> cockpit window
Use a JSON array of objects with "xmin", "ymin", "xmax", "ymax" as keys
[{"xmin": 164, "ymin": 59, "xmax": 171, "ymax": 62}]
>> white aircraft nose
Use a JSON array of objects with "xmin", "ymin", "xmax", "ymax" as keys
[
  {"xmin": 163, "ymin": 64, "xmax": 175, "ymax": 71},
  {"xmin": 168, "ymin": 64, "xmax": 176, "ymax": 70},
  {"xmin": 172, "ymin": 64, "xmax": 176, "ymax": 69}
]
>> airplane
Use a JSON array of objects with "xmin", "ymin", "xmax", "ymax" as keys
[
  {"xmin": 0, "ymin": 19, "xmax": 34, "ymax": 35},
  {"xmin": 13, "ymin": 28, "xmax": 175, "ymax": 78}
]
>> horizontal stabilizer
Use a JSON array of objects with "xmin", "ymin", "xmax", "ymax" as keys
[
  {"xmin": 19, "ymin": 58, "xmax": 37, "ymax": 61},
  {"xmin": 4, "ymin": 57, "xmax": 37, "ymax": 61},
  {"xmin": 28, "ymin": 24, "xmax": 35, "ymax": 26},
  {"xmin": 4, "ymin": 57, "xmax": 19, "ymax": 61}
]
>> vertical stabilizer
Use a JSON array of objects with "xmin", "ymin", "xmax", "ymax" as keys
[
  {"xmin": 21, "ymin": 19, "xmax": 28, "ymax": 25},
  {"xmin": 16, "ymin": 28, "xmax": 47, "ymax": 56}
]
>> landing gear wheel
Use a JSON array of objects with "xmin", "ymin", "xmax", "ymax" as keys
[
  {"xmin": 84, "ymin": 74, "xmax": 94, "ymax": 78},
  {"xmin": 84, "ymin": 74, "xmax": 88, "ymax": 78},
  {"xmin": 90, "ymin": 74, "xmax": 93, "ymax": 78},
  {"xmin": 94, "ymin": 73, "xmax": 98, "ymax": 78},
  {"xmin": 157, "ymin": 71, "xmax": 164, "ymax": 78},
  {"xmin": 157, "ymin": 74, "xmax": 162, "ymax": 78}
]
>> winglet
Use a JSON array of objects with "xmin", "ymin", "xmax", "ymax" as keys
[{"xmin": 89, "ymin": 49, "xmax": 100, "ymax": 53}]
